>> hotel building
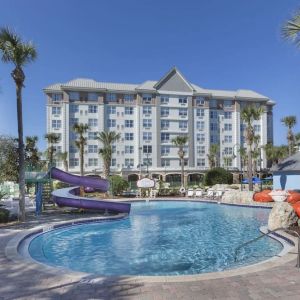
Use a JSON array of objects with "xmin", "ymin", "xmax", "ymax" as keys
[{"xmin": 44, "ymin": 67, "xmax": 274, "ymax": 184}]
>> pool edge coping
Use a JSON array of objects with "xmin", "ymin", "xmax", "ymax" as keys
[{"xmin": 5, "ymin": 202, "xmax": 299, "ymax": 284}]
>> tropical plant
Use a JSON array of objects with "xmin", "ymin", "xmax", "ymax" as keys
[
  {"xmin": 207, "ymin": 144, "xmax": 219, "ymax": 169},
  {"xmin": 97, "ymin": 131, "xmax": 121, "ymax": 179},
  {"xmin": 56, "ymin": 151, "xmax": 68, "ymax": 172},
  {"xmin": 109, "ymin": 175, "xmax": 129, "ymax": 196},
  {"xmin": 238, "ymin": 147, "xmax": 248, "ymax": 176},
  {"xmin": 44, "ymin": 133, "xmax": 60, "ymax": 168},
  {"xmin": 25, "ymin": 136, "xmax": 40, "ymax": 169},
  {"xmin": 0, "ymin": 27, "xmax": 37, "ymax": 221},
  {"xmin": 241, "ymin": 105, "xmax": 264, "ymax": 191},
  {"xmin": 204, "ymin": 167, "xmax": 233, "ymax": 186},
  {"xmin": 281, "ymin": 116, "xmax": 297, "ymax": 156},
  {"xmin": 171, "ymin": 135, "xmax": 188, "ymax": 188},
  {"xmin": 73, "ymin": 123, "xmax": 89, "ymax": 176},
  {"xmin": 282, "ymin": 10, "xmax": 300, "ymax": 46},
  {"xmin": 264, "ymin": 143, "xmax": 289, "ymax": 168}
]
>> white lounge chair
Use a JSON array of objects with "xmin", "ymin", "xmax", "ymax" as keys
[
  {"xmin": 207, "ymin": 190, "xmax": 215, "ymax": 199},
  {"xmin": 187, "ymin": 189, "xmax": 194, "ymax": 197},
  {"xmin": 215, "ymin": 190, "xmax": 224, "ymax": 199},
  {"xmin": 195, "ymin": 189, "xmax": 203, "ymax": 197}
]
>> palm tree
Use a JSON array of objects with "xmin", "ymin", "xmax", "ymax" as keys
[
  {"xmin": 44, "ymin": 133, "xmax": 60, "ymax": 168},
  {"xmin": 252, "ymin": 135, "xmax": 261, "ymax": 175},
  {"xmin": 207, "ymin": 144, "xmax": 219, "ymax": 169},
  {"xmin": 73, "ymin": 123, "xmax": 89, "ymax": 176},
  {"xmin": 25, "ymin": 136, "xmax": 40, "ymax": 169},
  {"xmin": 281, "ymin": 116, "xmax": 297, "ymax": 156},
  {"xmin": 238, "ymin": 147, "xmax": 248, "ymax": 177},
  {"xmin": 56, "ymin": 151, "xmax": 68, "ymax": 172},
  {"xmin": 0, "ymin": 28, "xmax": 37, "ymax": 221},
  {"xmin": 241, "ymin": 105, "xmax": 264, "ymax": 191},
  {"xmin": 282, "ymin": 10, "xmax": 300, "ymax": 47},
  {"xmin": 97, "ymin": 131, "xmax": 121, "ymax": 179},
  {"xmin": 264, "ymin": 143, "xmax": 289, "ymax": 168},
  {"xmin": 171, "ymin": 135, "xmax": 188, "ymax": 188}
]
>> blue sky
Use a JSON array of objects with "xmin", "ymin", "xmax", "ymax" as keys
[{"xmin": 0, "ymin": 0, "xmax": 300, "ymax": 150}]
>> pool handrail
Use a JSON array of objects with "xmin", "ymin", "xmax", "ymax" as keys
[{"xmin": 234, "ymin": 227, "xmax": 300, "ymax": 268}]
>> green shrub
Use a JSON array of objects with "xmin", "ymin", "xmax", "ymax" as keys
[
  {"xmin": 0, "ymin": 207, "xmax": 9, "ymax": 223},
  {"xmin": 109, "ymin": 175, "xmax": 129, "ymax": 196},
  {"xmin": 204, "ymin": 168, "xmax": 233, "ymax": 186}
]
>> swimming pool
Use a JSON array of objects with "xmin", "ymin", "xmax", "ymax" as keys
[{"xmin": 28, "ymin": 201, "xmax": 282, "ymax": 276}]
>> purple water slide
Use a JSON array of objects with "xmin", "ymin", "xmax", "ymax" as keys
[{"xmin": 50, "ymin": 167, "xmax": 131, "ymax": 213}]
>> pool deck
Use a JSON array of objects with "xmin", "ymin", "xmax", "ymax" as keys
[{"xmin": 1, "ymin": 201, "xmax": 300, "ymax": 300}]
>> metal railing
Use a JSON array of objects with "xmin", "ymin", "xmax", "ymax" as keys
[{"xmin": 234, "ymin": 227, "xmax": 300, "ymax": 268}]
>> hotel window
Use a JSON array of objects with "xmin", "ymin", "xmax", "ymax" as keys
[
  {"xmin": 111, "ymin": 159, "xmax": 116, "ymax": 167},
  {"xmin": 88, "ymin": 132, "xmax": 97, "ymax": 140},
  {"xmin": 254, "ymin": 124, "xmax": 261, "ymax": 132},
  {"xmin": 197, "ymin": 121, "xmax": 205, "ymax": 131},
  {"xmin": 161, "ymin": 107, "xmax": 169, "ymax": 117},
  {"xmin": 161, "ymin": 159, "xmax": 170, "ymax": 167},
  {"xmin": 143, "ymin": 132, "xmax": 152, "ymax": 141},
  {"xmin": 69, "ymin": 132, "xmax": 77, "ymax": 140},
  {"xmin": 88, "ymin": 158, "xmax": 98, "ymax": 166},
  {"xmin": 52, "ymin": 107, "xmax": 61, "ymax": 115},
  {"xmin": 69, "ymin": 92, "xmax": 79, "ymax": 101},
  {"xmin": 88, "ymin": 145, "xmax": 98, "ymax": 153},
  {"xmin": 107, "ymin": 93, "xmax": 117, "ymax": 102},
  {"xmin": 197, "ymin": 146, "xmax": 206, "ymax": 156},
  {"xmin": 179, "ymin": 97, "xmax": 187, "ymax": 104},
  {"xmin": 125, "ymin": 158, "xmax": 134, "ymax": 167},
  {"xmin": 210, "ymin": 135, "xmax": 218, "ymax": 144},
  {"xmin": 52, "ymin": 93, "xmax": 63, "ymax": 101},
  {"xmin": 52, "ymin": 120, "xmax": 61, "ymax": 129},
  {"xmin": 224, "ymin": 124, "xmax": 232, "ymax": 131},
  {"xmin": 142, "ymin": 94, "xmax": 152, "ymax": 104},
  {"xmin": 143, "ymin": 106, "xmax": 152, "ymax": 115},
  {"xmin": 107, "ymin": 119, "xmax": 116, "ymax": 128},
  {"xmin": 161, "ymin": 146, "xmax": 170, "ymax": 155},
  {"xmin": 197, "ymin": 158, "xmax": 206, "ymax": 167},
  {"xmin": 179, "ymin": 159, "xmax": 188, "ymax": 167},
  {"xmin": 161, "ymin": 120, "xmax": 169, "ymax": 129},
  {"xmin": 197, "ymin": 133, "xmax": 205, "ymax": 143},
  {"xmin": 143, "ymin": 145, "xmax": 152, "ymax": 153},
  {"xmin": 210, "ymin": 111, "xmax": 218, "ymax": 119},
  {"xmin": 143, "ymin": 158, "xmax": 152, "ymax": 166},
  {"xmin": 224, "ymin": 111, "xmax": 232, "ymax": 119},
  {"xmin": 70, "ymin": 104, "xmax": 79, "ymax": 113},
  {"xmin": 125, "ymin": 107, "xmax": 134, "ymax": 115},
  {"xmin": 125, "ymin": 120, "xmax": 134, "ymax": 128},
  {"xmin": 70, "ymin": 118, "xmax": 78, "ymax": 126},
  {"xmin": 112, "ymin": 145, "xmax": 116, "ymax": 153},
  {"xmin": 143, "ymin": 119, "xmax": 152, "ymax": 128},
  {"xmin": 196, "ymin": 109, "xmax": 205, "ymax": 117},
  {"xmin": 224, "ymin": 135, "xmax": 232, "ymax": 143},
  {"xmin": 88, "ymin": 93, "xmax": 98, "ymax": 101},
  {"xmin": 210, "ymin": 123, "xmax": 218, "ymax": 131},
  {"xmin": 88, "ymin": 105, "xmax": 98, "ymax": 113},
  {"xmin": 53, "ymin": 145, "xmax": 62, "ymax": 153},
  {"xmin": 70, "ymin": 158, "xmax": 79, "ymax": 167},
  {"xmin": 107, "ymin": 106, "xmax": 116, "ymax": 114},
  {"xmin": 179, "ymin": 121, "xmax": 188, "ymax": 129},
  {"xmin": 240, "ymin": 123, "xmax": 246, "ymax": 131},
  {"xmin": 160, "ymin": 95, "xmax": 169, "ymax": 104},
  {"xmin": 161, "ymin": 133, "xmax": 170, "ymax": 142},
  {"xmin": 125, "ymin": 133, "xmax": 134, "ymax": 141},
  {"xmin": 196, "ymin": 97, "xmax": 205, "ymax": 106},
  {"xmin": 179, "ymin": 108, "xmax": 188, "ymax": 117},
  {"xmin": 125, "ymin": 145, "xmax": 134, "ymax": 154},
  {"xmin": 224, "ymin": 100, "xmax": 233, "ymax": 108},
  {"xmin": 88, "ymin": 119, "xmax": 98, "ymax": 127},
  {"xmin": 124, "ymin": 94, "xmax": 134, "ymax": 102},
  {"xmin": 69, "ymin": 145, "xmax": 77, "ymax": 153},
  {"xmin": 209, "ymin": 100, "xmax": 217, "ymax": 108},
  {"xmin": 224, "ymin": 147, "xmax": 233, "ymax": 155}
]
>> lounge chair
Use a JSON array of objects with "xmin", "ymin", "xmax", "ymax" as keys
[
  {"xmin": 215, "ymin": 190, "xmax": 224, "ymax": 199},
  {"xmin": 207, "ymin": 190, "xmax": 215, "ymax": 199},
  {"xmin": 187, "ymin": 189, "xmax": 194, "ymax": 197},
  {"xmin": 195, "ymin": 189, "xmax": 203, "ymax": 197}
]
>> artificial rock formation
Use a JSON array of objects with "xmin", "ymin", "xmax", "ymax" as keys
[{"xmin": 268, "ymin": 202, "xmax": 298, "ymax": 231}]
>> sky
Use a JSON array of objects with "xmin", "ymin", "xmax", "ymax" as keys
[{"xmin": 0, "ymin": 0, "xmax": 300, "ymax": 150}]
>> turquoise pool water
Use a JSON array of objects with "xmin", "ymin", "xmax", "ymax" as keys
[{"xmin": 28, "ymin": 201, "xmax": 282, "ymax": 276}]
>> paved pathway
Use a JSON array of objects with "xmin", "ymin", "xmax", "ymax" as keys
[{"xmin": 1, "ymin": 211, "xmax": 300, "ymax": 300}]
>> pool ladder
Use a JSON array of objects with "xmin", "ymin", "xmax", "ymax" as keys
[{"xmin": 234, "ymin": 227, "xmax": 300, "ymax": 268}]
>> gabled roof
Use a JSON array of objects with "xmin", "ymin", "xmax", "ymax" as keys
[{"xmin": 272, "ymin": 151, "xmax": 300, "ymax": 172}]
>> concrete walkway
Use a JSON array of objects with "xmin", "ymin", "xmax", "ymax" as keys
[{"xmin": 1, "ymin": 211, "xmax": 300, "ymax": 300}]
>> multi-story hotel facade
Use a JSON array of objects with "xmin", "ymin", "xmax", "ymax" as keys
[{"xmin": 44, "ymin": 67, "xmax": 274, "ymax": 184}]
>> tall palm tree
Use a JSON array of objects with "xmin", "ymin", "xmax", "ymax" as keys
[
  {"xmin": 97, "ymin": 131, "xmax": 121, "ymax": 178},
  {"xmin": 73, "ymin": 123, "xmax": 89, "ymax": 176},
  {"xmin": 241, "ymin": 105, "xmax": 264, "ymax": 191},
  {"xmin": 56, "ymin": 151, "xmax": 68, "ymax": 172},
  {"xmin": 171, "ymin": 135, "xmax": 188, "ymax": 188},
  {"xmin": 207, "ymin": 144, "xmax": 219, "ymax": 169},
  {"xmin": 0, "ymin": 28, "xmax": 37, "ymax": 221},
  {"xmin": 282, "ymin": 10, "xmax": 300, "ymax": 47},
  {"xmin": 44, "ymin": 133, "xmax": 60, "ymax": 168},
  {"xmin": 281, "ymin": 116, "xmax": 297, "ymax": 156}
]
